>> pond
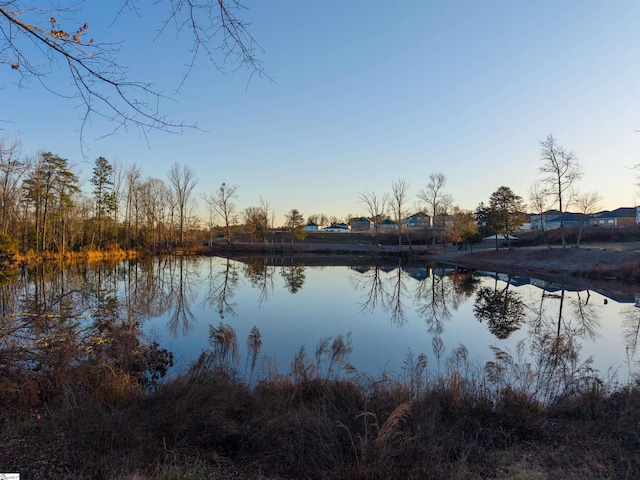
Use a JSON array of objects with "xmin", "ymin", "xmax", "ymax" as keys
[
  {"xmin": 141, "ymin": 256, "xmax": 640, "ymax": 381},
  {"xmin": 3, "ymin": 255, "xmax": 640, "ymax": 390}
]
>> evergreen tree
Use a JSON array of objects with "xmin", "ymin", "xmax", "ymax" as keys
[
  {"xmin": 22, "ymin": 152, "xmax": 79, "ymax": 252},
  {"xmin": 90, "ymin": 156, "xmax": 116, "ymax": 246}
]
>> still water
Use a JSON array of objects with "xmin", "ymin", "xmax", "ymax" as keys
[
  {"xmin": 4, "ymin": 255, "xmax": 639, "ymax": 386},
  {"xmin": 130, "ymin": 256, "xmax": 640, "ymax": 381}
]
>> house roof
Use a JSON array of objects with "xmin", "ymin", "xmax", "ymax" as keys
[
  {"xmin": 535, "ymin": 210, "xmax": 562, "ymax": 216},
  {"xmin": 591, "ymin": 207, "xmax": 636, "ymax": 219},
  {"xmin": 381, "ymin": 218, "xmax": 398, "ymax": 225},
  {"xmin": 549, "ymin": 212, "xmax": 589, "ymax": 222},
  {"xmin": 324, "ymin": 223, "xmax": 349, "ymax": 229},
  {"xmin": 405, "ymin": 212, "xmax": 429, "ymax": 220},
  {"xmin": 349, "ymin": 217, "xmax": 372, "ymax": 223},
  {"xmin": 532, "ymin": 211, "xmax": 588, "ymax": 222}
]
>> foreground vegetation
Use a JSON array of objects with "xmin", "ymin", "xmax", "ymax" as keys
[{"xmin": 2, "ymin": 323, "xmax": 639, "ymax": 479}]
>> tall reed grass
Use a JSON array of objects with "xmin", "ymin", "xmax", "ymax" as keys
[{"xmin": 2, "ymin": 324, "xmax": 639, "ymax": 479}]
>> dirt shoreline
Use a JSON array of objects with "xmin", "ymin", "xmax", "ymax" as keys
[{"xmin": 434, "ymin": 243, "xmax": 639, "ymax": 275}]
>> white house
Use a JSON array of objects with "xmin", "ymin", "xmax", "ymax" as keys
[
  {"xmin": 322, "ymin": 223, "xmax": 350, "ymax": 233},
  {"xmin": 304, "ymin": 222, "xmax": 319, "ymax": 232}
]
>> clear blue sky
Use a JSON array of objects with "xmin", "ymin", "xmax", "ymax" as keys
[{"xmin": 2, "ymin": 1, "xmax": 640, "ymax": 225}]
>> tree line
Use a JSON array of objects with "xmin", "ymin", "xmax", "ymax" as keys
[
  {"xmin": 358, "ymin": 133, "xmax": 600, "ymax": 250},
  {"xmin": 0, "ymin": 133, "xmax": 599, "ymax": 254},
  {"xmin": 0, "ymin": 138, "xmax": 273, "ymax": 253}
]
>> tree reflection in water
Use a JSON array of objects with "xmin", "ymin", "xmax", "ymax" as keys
[
  {"xmin": 165, "ymin": 256, "xmax": 198, "ymax": 336},
  {"xmin": 201, "ymin": 256, "xmax": 239, "ymax": 319},
  {"xmin": 621, "ymin": 304, "xmax": 640, "ymax": 377},
  {"xmin": 351, "ymin": 260, "xmax": 410, "ymax": 327},
  {"xmin": 244, "ymin": 258, "xmax": 275, "ymax": 305},
  {"xmin": 352, "ymin": 266, "xmax": 388, "ymax": 315},
  {"xmin": 473, "ymin": 274, "xmax": 526, "ymax": 339},
  {"xmin": 350, "ymin": 261, "xmax": 620, "ymax": 403},
  {"xmin": 280, "ymin": 262, "xmax": 306, "ymax": 294},
  {"xmin": 0, "ymin": 257, "xmax": 635, "ymax": 411},
  {"xmin": 352, "ymin": 263, "xmax": 481, "ymax": 374},
  {"xmin": 486, "ymin": 280, "xmax": 603, "ymax": 405},
  {"xmin": 0, "ymin": 261, "xmax": 175, "ymax": 403}
]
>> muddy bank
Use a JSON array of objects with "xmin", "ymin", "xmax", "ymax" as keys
[{"xmin": 433, "ymin": 245, "xmax": 640, "ymax": 278}]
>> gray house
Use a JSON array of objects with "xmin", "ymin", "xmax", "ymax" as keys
[
  {"xmin": 531, "ymin": 210, "xmax": 589, "ymax": 230},
  {"xmin": 380, "ymin": 218, "xmax": 399, "ymax": 231},
  {"xmin": 402, "ymin": 212, "xmax": 431, "ymax": 229},
  {"xmin": 588, "ymin": 207, "xmax": 638, "ymax": 227},
  {"xmin": 348, "ymin": 217, "xmax": 373, "ymax": 232}
]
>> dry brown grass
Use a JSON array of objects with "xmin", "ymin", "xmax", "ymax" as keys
[{"xmin": 2, "ymin": 328, "xmax": 640, "ymax": 479}]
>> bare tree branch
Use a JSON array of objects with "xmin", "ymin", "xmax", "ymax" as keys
[{"xmin": 0, "ymin": 1, "xmax": 267, "ymax": 150}]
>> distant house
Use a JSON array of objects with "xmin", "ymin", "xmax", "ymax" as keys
[
  {"xmin": 545, "ymin": 212, "xmax": 590, "ymax": 230},
  {"xmin": 304, "ymin": 221, "xmax": 319, "ymax": 232},
  {"xmin": 323, "ymin": 223, "xmax": 350, "ymax": 233},
  {"xmin": 380, "ymin": 218, "xmax": 399, "ymax": 232},
  {"xmin": 530, "ymin": 211, "xmax": 558, "ymax": 230},
  {"xmin": 531, "ymin": 210, "xmax": 589, "ymax": 230},
  {"xmin": 588, "ymin": 207, "xmax": 638, "ymax": 227},
  {"xmin": 349, "ymin": 217, "xmax": 373, "ymax": 232},
  {"xmin": 402, "ymin": 212, "xmax": 430, "ymax": 230}
]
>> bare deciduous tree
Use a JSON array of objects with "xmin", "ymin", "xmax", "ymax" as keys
[
  {"xmin": 203, "ymin": 183, "xmax": 238, "ymax": 245},
  {"xmin": 167, "ymin": 163, "xmax": 198, "ymax": 246},
  {"xmin": 0, "ymin": 136, "xmax": 27, "ymax": 235},
  {"xmin": 258, "ymin": 197, "xmax": 273, "ymax": 244},
  {"xmin": 0, "ymin": 1, "xmax": 266, "ymax": 145},
  {"xmin": 418, "ymin": 172, "xmax": 453, "ymax": 247},
  {"xmin": 124, "ymin": 164, "xmax": 141, "ymax": 247},
  {"xmin": 141, "ymin": 177, "xmax": 172, "ymax": 246},
  {"xmin": 528, "ymin": 180, "xmax": 553, "ymax": 248},
  {"xmin": 358, "ymin": 191, "xmax": 389, "ymax": 236},
  {"xmin": 575, "ymin": 191, "xmax": 602, "ymax": 247},
  {"xmin": 539, "ymin": 134, "xmax": 583, "ymax": 248},
  {"xmin": 390, "ymin": 179, "xmax": 410, "ymax": 246},
  {"xmin": 110, "ymin": 158, "xmax": 125, "ymax": 242}
]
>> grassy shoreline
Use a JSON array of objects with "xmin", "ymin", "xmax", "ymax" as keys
[
  {"xmin": 2, "ymin": 235, "xmax": 640, "ymax": 478},
  {"xmin": 2, "ymin": 327, "xmax": 640, "ymax": 479}
]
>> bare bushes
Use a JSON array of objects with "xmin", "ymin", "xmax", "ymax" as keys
[{"xmin": 3, "ymin": 324, "xmax": 640, "ymax": 478}]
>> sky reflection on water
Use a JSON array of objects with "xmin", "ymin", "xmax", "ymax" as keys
[{"xmin": 142, "ymin": 256, "xmax": 639, "ymax": 381}]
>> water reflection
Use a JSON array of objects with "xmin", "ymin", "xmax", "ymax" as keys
[
  {"xmin": 280, "ymin": 263, "xmax": 306, "ymax": 294},
  {"xmin": 621, "ymin": 305, "xmax": 640, "ymax": 375},
  {"xmin": 473, "ymin": 275, "xmax": 526, "ymax": 339},
  {"xmin": 351, "ymin": 260, "xmax": 410, "ymax": 327},
  {"xmin": 0, "ymin": 256, "xmax": 638, "ymax": 394},
  {"xmin": 202, "ymin": 257, "xmax": 239, "ymax": 319},
  {"xmin": 243, "ymin": 259, "xmax": 275, "ymax": 305},
  {"xmin": 1, "ymin": 261, "xmax": 174, "ymax": 394}
]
